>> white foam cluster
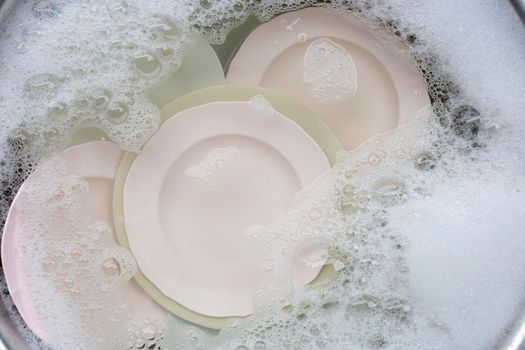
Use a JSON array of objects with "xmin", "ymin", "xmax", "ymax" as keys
[
  {"xmin": 0, "ymin": 1, "xmax": 194, "ymax": 153},
  {"xmin": 184, "ymin": 147, "xmax": 240, "ymax": 186},
  {"xmin": 249, "ymin": 95, "xmax": 275, "ymax": 116},
  {"xmin": 0, "ymin": 0, "xmax": 205, "ymax": 233},
  {"xmin": 303, "ymin": 38, "xmax": 358, "ymax": 104},
  {"xmin": 0, "ymin": 0, "xmax": 524, "ymax": 349}
]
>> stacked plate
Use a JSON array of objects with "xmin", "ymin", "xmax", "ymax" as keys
[{"xmin": 1, "ymin": 7, "xmax": 430, "ymax": 339}]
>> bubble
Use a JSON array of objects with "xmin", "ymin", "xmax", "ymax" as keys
[
  {"xmin": 75, "ymin": 97, "xmax": 92, "ymax": 112},
  {"xmin": 63, "ymin": 276, "xmax": 74, "ymax": 288},
  {"xmin": 333, "ymin": 259, "xmax": 345, "ymax": 271},
  {"xmin": 383, "ymin": 298, "xmax": 412, "ymax": 321},
  {"xmin": 254, "ymin": 340, "xmax": 267, "ymax": 349},
  {"xmin": 41, "ymin": 256, "xmax": 56, "ymax": 271},
  {"xmin": 315, "ymin": 337, "xmax": 329, "ymax": 348},
  {"xmin": 32, "ymin": 0, "xmax": 59, "ymax": 18},
  {"xmin": 233, "ymin": 2, "xmax": 244, "ymax": 12},
  {"xmin": 3, "ymin": 187, "xmax": 12, "ymax": 197},
  {"xmin": 368, "ymin": 153, "xmax": 381, "ymax": 166},
  {"xmin": 70, "ymin": 249, "xmax": 81, "ymax": 260},
  {"xmin": 157, "ymin": 46, "xmax": 175, "ymax": 61},
  {"xmin": 372, "ymin": 178, "xmax": 408, "ymax": 206},
  {"xmin": 368, "ymin": 334, "xmax": 387, "ymax": 348},
  {"xmin": 141, "ymin": 324, "xmax": 157, "ymax": 340},
  {"xmin": 91, "ymin": 89, "xmax": 112, "ymax": 111},
  {"xmin": 106, "ymin": 102, "xmax": 129, "ymax": 125},
  {"xmin": 24, "ymin": 74, "xmax": 61, "ymax": 100},
  {"xmin": 106, "ymin": 0, "xmax": 130, "ymax": 18},
  {"xmin": 309, "ymin": 326, "xmax": 321, "ymax": 336},
  {"xmin": 343, "ymin": 185, "xmax": 354, "ymax": 195},
  {"xmin": 413, "ymin": 151, "xmax": 437, "ymax": 171},
  {"xmin": 296, "ymin": 312, "xmax": 307, "ymax": 321},
  {"xmin": 155, "ymin": 16, "xmax": 180, "ymax": 40},
  {"xmin": 43, "ymin": 128, "xmax": 59, "ymax": 141},
  {"xmin": 347, "ymin": 296, "xmax": 378, "ymax": 316},
  {"xmin": 322, "ymin": 301, "xmax": 339, "ymax": 311},
  {"xmin": 301, "ymin": 335, "xmax": 311, "ymax": 344},
  {"xmin": 199, "ymin": 0, "xmax": 213, "ymax": 10},
  {"xmin": 70, "ymin": 288, "xmax": 81, "ymax": 298},
  {"xmin": 52, "ymin": 188, "xmax": 65, "ymax": 200},
  {"xmin": 53, "ymin": 250, "xmax": 65, "ymax": 261},
  {"xmin": 135, "ymin": 338, "xmax": 146, "ymax": 349},
  {"xmin": 102, "ymin": 257, "xmax": 121, "ymax": 277},
  {"xmin": 133, "ymin": 54, "xmax": 162, "ymax": 77},
  {"xmin": 291, "ymin": 341, "xmax": 304, "ymax": 349}
]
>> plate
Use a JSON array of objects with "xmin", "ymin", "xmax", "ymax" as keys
[
  {"xmin": 226, "ymin": 7, "xmax": 431, "ymax": 150},
  {"xmin": 123, "ymin": 101, "xmax": 329, "ymax": 316},
  {"xmin": 113, "ymin": 85, "xmax": 343, "ymax": 329},
  {"xmin": 0, "ymin": 141, "xmax": 166, "ymax": 341},
  {"xmin": 149, "ymin": 38, "xmax": 226, "ymax": 108}
]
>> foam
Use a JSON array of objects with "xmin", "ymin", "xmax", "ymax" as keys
[
  {"xmin": 0, "ymin": 0, "xmax": 524, "ymax": 349},
  {"xmin": 303, "ymin": 38, "xmax": 358, "ymax": 104},
  {"xmin": 8, "ymin": 156, "xmax": 166, "ymax": 349},
  {"xmin": 249, "ymin": 95, "xmax": 275, "ymax": 116},
  {"xmin": 184, "ymin": 147, "xmax": 240, "ymax": 186}
]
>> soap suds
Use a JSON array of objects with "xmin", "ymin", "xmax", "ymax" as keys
[
  {"xmin": 303, "ymin": 38, "xmax": 358, "ymax": 104},
  {"xmin": 185, "ymin": 147, "xmax": 240, "ymax": 186},
  {"xmin": 0, "ymin": 0, "xmax": 524, "ymax": 349}
]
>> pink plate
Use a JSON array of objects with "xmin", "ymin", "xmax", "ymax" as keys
[
  {"xmin": 123, "ymin": 101, "xmax": 330, "ymax": 317},
  {"xmin": 227, "ymin": 7, "xmax": 431, "ymax": 150},
  {"xmin": 1, "ymin": 141, "xmax": 166, "ymax": 340}
]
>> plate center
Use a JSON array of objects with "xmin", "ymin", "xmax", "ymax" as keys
[{"xmin": 159, "ymin": 134, "xmax": 301, "ymax": 270}]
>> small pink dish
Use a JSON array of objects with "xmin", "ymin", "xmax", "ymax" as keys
[{"xmin": 1, "ymin": 141, "xmax": 166, "ymax": 340}]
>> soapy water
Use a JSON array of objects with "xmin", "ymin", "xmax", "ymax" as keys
[{"xmin": 0, "ymin": 1, "xmax": 524, "ymax": 350}]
